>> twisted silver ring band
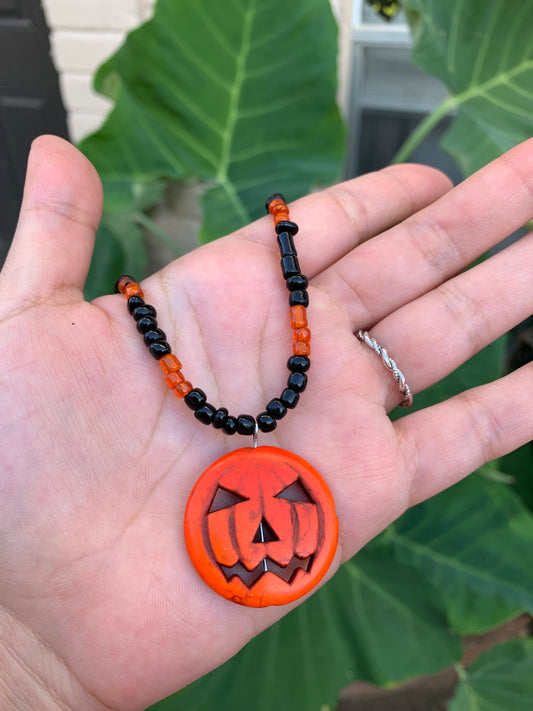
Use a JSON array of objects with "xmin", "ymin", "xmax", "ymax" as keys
[{"xmin": 356, "ymin": 330, "xmax": 413, "ymax": 408}]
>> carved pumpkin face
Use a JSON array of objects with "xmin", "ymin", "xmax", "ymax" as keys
[{"xmin": 184, "ymin": 446, "xmax": 338, "ymax": 607}]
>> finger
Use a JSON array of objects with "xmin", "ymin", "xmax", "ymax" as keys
[
  {"xmin": 395, "ymin": 363, "xmax": 533, "ymax": 506},
  {"xmin": 315, "ymin": 137, "xmax": 533, "ymax": 327},
  {"xmin": 359, "ymin": 229, "xmax": 533, "ymax": 410},
  {"xmin": 237, "ymin": 164, "xmax": 452, "ymax": 275},
  {"xmin": 0, "ymin": 135, "xmax": 103, "ymax": 307}
]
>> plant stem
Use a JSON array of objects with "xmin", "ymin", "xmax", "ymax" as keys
[
  {"xmin": 392, "ymin": 95, "xmax": 457, "ymax": 164},
  {"xmin": 454, "ymin": 662, "xmax": 467, "ymax": 682},
  {"xmin": 134, "ymin": 212, "xmax": 182, "ymax": 257},
  {"xmin": 478, "ymin": 464, "xmax": 515, "ymax": 485}
]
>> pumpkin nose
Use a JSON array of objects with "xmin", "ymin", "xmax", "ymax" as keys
[{"xmin": 252, "ymin": 518, "xmax": 279, "ymax": 543}]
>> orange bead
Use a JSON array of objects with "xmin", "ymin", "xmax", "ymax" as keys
[
  {"xmin": 268, "ymin": 196, "xmax": 291, "ymax": 225},
  {"xmin": 293, "ymin": 341, "xmax": 311, "ymax": 356},
  {"xmin": 272, "ymin": 203, "xmax": 289, "ymax": 218},
  {"xmin": 290, "ymin": 305, "xmax": 307, "ymax": 329},
  {"xmin": 175, "ymin": 381, "xmax": 193, "ymax": 398},
  {"xmin": 117, "ymin": 276, "xmax": 134, "ymax": 294},
  {"xmin": 274, "ymin": 212, "xmax": 290, "ymax": 225},
  {"xmin": 124, "ymin": 282, "xmax": 144, "ymax": 299},
  {"xmin": 293, "ymin": 327, "xmax": 311, "ymax": 343},
  {"xmin": 159, "ymin": 353, "xmax": 183, "ymax": 375},
  {"xmin": 165, "ymin": 371, "xmax": 185, "ymax": 389},
  {"xmin": 267, "ymin": 198, "xmax": 285, "ymax": 215},
  {"xmin": 117, "ymin": 276, "xmax": 144, "ymax": 299}
]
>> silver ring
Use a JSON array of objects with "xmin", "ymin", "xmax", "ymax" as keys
[{"xmin": 356, "ymin": 330, "xmax": 413, "ymax": 408}]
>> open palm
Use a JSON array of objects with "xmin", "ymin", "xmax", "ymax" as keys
[{"xmin": 1, "ymin": 136, "xmax": 532, "ymax": 711}]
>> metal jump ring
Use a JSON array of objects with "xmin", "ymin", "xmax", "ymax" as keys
[{"xmin": 356, "ymin": 330, "xmax": 413, "ymax": 408}]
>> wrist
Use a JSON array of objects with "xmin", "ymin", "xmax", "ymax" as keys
[{"xmin": 0, "ymin": 604, "xmax": 100, "ymax": 711}]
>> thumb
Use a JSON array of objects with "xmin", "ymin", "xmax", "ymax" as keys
[{"xmin": 0, "ymin": 135, "xmax": 103, "ymax": 309}]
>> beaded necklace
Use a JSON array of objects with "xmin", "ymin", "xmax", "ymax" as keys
[{"xmin": 115, "ymin": 194, "xmax": 338, "ymax": 607}]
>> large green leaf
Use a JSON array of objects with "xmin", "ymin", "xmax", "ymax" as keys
[
  {"xmin": 85, "ymin": 179, "xmax": 165, "ymax": 299},
  {"xmin": 400, "ymin": 0, "xmax": 533, "ymax": 175},
  {"xmin": 388, "ymin": 474, "xmax": 533, "ymax": 634},
  {"xmin": 79, "ymin": 0, "xmax": 344, "ymax": 243},
  {"xmin": 388, "ymin": 339, "xmax": 533, "ymax": 635},
  {"xmin": 148, "ymin": 547, "xmax": 460, "ymax": 711},
  {"xmin": 449, "ymin": 639, "xmax": 533, "ymax": 711}
]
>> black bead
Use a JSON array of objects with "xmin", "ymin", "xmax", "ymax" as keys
[
  {"xmin": 288, "ymin": 371, "xmax": 307, "ymax": 393},
  {"xmin": 148, "ymin": 341, "xmax": 171, "ymax": 359},
  {"xmin": 184, "ymin": 388, "xmax": 207, "ymax": 411},
  {"xmin": 288, "ymin": 355, "xmax": 311, "ymax": 373},
  {"xmin": 265, "ymin": 193, "xmax": 286, "ymax": 211},
  {"xmin": 114, "ymin": 274, "xmax": 136, "ymax": 293},
  {"xmin": 143, "ymin": 328, "xmax": 167, "ymax": 346},
  {"xmin": 236, "ymin": 414, "xmax": 256, "ymax": 436},
  {"xmin": 281, "ymin": 255, "xmax": 301, "ymax": 279},
  {"xmin": 280, "ymin": 388, "xmax": 299, "ymax": 409},
  {"xmin": 277, "ymin": 231, "xmax": 296, "ymax": 257},
  {"xmin": 222, "ymin": 416, "xmax": 238, "ymax": 435},
  {"xmin": 132, "ymin": 304, "xmax": 156, "ymax": 321},
  {"xmin": 136, "ymin": 316, "xmax": 158, "ymax": 334},
  {"xmin": 257, "ymin": 412, "xmax": 277, "ymax": 433},
  {"xmin": 289, "ymin": 289, "xmax": 309, "ymax": 307},
  {"xmin": 195, "ymin": 403, "xmax": 216, "ymax": 425},
  {"xmin": 212, "ymin": 407, "xmax": 229, "ymax": 429},
  {"xmin": 127, "ymin": 295, "xmax": 145, "ymax": 313},
  {"xmin": 266, "ymin": 398, "xmax": 287, "ymax": 420},
  {"xmin": 286, "ymin": 274, "xmax": 308, "ymax": 292},
  {"xmin": 275, "ymin": 220, "xmax": 298, "ymax": 236}
]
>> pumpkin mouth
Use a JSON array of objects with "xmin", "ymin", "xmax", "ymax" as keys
[{"xmin": 220, "ymin": 554, "xmax": 313, "ymax": 588}]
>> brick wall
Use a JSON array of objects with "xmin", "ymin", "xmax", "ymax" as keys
[
  {"xmin": 43, "ymin": 0, "xmax": 352, "ymax": 144},
  {"xmin": 42, "ymin": 0, "xmax": 156, "ymax": 142}
]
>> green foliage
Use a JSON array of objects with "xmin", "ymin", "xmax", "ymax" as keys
[
  {"xmin": 449, "ymin": 639, "xmax": 533, "ymax": 711},
  {"xmin": 149, "ymin": 545, "xmax": 461, "ymax": 711},
  {"xmin": 397, "ymin": 0, "xmax": 533, "ymax": 174},
  {"xmin": 389, "ymin": 475, "xmax": 533, "ymax": 634},
  {"xmin": 85, "ymin": 179, "xmax": 165, "ymax": 300},
  {"xmin": 80, "ymin": 0, "xmax": 344, "ymax": 268},
  {"xmin": 365, "ymin": 0, "xmax": 402, "ymax": 21},
  {"xmin": 503, "ymin": 442, "xmax": 533, "ymax": 511}
]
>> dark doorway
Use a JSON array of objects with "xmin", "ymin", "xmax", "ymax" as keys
[{"xmin": 0, "ymin": 0, "xmax": 69, "ymax": 265}]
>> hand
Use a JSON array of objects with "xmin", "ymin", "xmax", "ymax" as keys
[{"xmin": 1, "ymin": 135, "xmax": 532, "ymax": 711}]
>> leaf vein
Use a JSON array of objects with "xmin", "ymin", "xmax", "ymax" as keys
[
  {"xmin": 470, "ymin": 0, "xmax": 504, "ymax": 89},
  {"xmin": 390, "ymin": 532, "xmax": 533, "ymax": 605},
  {"xmin": 446, "ymin": 0, "xmax": 463, "ymax": 75},
  {"xmin": 192, "ymin": 1, "xmax": 240, "ymax": 60}
]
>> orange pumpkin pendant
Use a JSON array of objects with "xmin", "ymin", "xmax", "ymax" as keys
[{"xmin": 184, "ymin": 446, "xmax": 338, "ymax": 607}]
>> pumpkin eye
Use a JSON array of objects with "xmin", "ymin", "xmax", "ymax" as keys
[
  {"xmin": 275, "ymin": 479, "xmax": 313, "ymax": 503},
  {"xmin": 209, "ymin": 486, "xmax": 249, "ymax": 513}
]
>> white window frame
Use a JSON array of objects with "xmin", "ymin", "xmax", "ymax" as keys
[{"xmin": 346, "ymin": 0, "xmax": 448, "ymax": 175}]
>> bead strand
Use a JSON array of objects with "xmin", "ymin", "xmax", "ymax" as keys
[
  {"xmin": 258, "ymin": 193, "xmax": 311, "ymax": 432},
  {"xmin": 115, "ymin": 193, "xmax": 311, "ymax": 436}
]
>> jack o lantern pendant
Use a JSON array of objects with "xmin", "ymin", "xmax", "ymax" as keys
[
  {"xmin": 116, "ymin": 196, "xmax": 337, "ymax": 606},
  {"xmin": 184, "ymin": 446, "xmax": 338, "ymax": 607}
]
